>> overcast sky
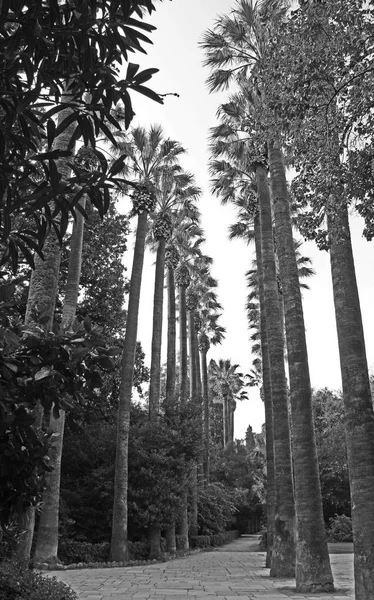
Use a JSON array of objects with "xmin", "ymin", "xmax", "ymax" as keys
[{"xmin": 119, "ymin": 0, "xmax": 374, "ymax": 438}]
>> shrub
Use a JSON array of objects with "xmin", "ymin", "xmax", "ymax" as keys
[
  {"xmin": 0, "ymin": 560, "xmax": 77, "ymax": 600},
  {"xmin": 190, "ymin": 535, "xmax": 210, "ymax": 549},
  {"xmin": 128, "ymin": 540, "xmax": 150, "ymax": 561},
  {"xmin": 327, "ymin": 514, "xmax": 353, "ymax": 542},
  {"xmin": 58, "ymin": 540, "xmax": 109, "ymax": 564}
]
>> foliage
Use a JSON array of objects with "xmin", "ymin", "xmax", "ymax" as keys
[
  {"xmin": 0, "ymin": 560, "xmax": 77, "ymax": 600},
  {"xmin": 0, "ymin": 297, "xmax": 119, "ymax": 526},
  {"xmin": 58, "ymin": 540, "xmax": 110, "ymax": 565},
  {"xmin": 1, "ymin": 0, "xmax": 163, "ymax": 270},
  {"xmin": 60, "ymin": 402, "xmax": 201, "ymax": 546},
  {"xmin": 327, "ymin": 514, "xmax": 353, "ymax": 543},
  {"xmin": 197, "ymin": 482, "xmax": 240, "ymax": 535},
  {"xmin": 128, "ymin": 403, "xmax": 201, "ymax": 535},
  {"xmin": 259, "ymin": 1, "xmax": 374, "ymax": 242},
  {"xmin": 312, "ymin": 388, "xmax": 351, "ymax": 521},
  {"xmin": 59, "ymin": 201, "xmax": 130, "ymax": 336}
]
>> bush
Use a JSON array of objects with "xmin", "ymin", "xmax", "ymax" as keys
[
  {"xmin": 0, "ymin": 560, "xmax": 77, "ymax": 600},
  {"xmin": 58, "ymin": 540, "xmax": 109, "ymax": 564},
  {"xmin": 190, "ymin": 535, "xmax": 210, "ymax": 549},
  {"xmin": 327, "ymin": 514, "xmax": 353, "ymax": 542},
  {"xmin": 128, "ymin": 540, "xmax": 150, "ymax": 561}
]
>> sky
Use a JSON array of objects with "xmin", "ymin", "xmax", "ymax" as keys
[{"xmin": 119, "ymin": 0, "xmax": 374, "ymax": 439}]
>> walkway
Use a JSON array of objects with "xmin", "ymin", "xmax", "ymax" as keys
[{"xmin": 49, "ymin": 535, "xmax": 354, "ymax": 600}]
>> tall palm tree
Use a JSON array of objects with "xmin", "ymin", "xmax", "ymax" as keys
[
  {"xmin": 208, "ymin": 97, "xmax": 277, "ymax": 565},
  {"xmin": 202, "ymin": 3, "xmax": 333, "ymax": 590},
  {"xmin": 198, "ymin": 311, "xmax": 225, "ymax": 485},
  {"xmin": 146, "ymin": 171, "xmax": 201, "ymax": 559},
  {"xmin": 17, "ymin": 99, "xmax": 80, "ymax": 564},
  {"xmin": 110, "ymin": 125, "xmax": 186, "ymax": 562},
  {"xmin": 33, "ymin": 192, "xmax": 88, "ymax": 566},
  {"xmin": 208, "ymin": 359, "xmax": 248, "ymax": 447},
  {"xmin": 147, "ymin": 171, "xmax": 201, "ymax": 421}
]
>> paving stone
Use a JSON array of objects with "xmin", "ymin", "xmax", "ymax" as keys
[{"xmin": 47, "ymin": 535, "xmax": 354, "ymax": 600}]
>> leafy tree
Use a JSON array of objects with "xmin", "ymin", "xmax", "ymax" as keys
[{"xmin": 0, "ymin": 0, "xmax": 163, "ymax": 269}]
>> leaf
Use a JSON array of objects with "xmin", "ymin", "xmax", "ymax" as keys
[
  {"xmin": 34, "ymin": 367, "xmax": 51, "ymax": 381},
  {"xmin": 83, "ymin": 315, "xmax": 92, "ymax": 332},
  {"xmin": 131, "ymin": 84, "xmax": 164, "ymax": 104}
]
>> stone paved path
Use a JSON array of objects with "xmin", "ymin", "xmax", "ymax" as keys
[{"xmin": 49, "ymin": 535, "xmax": 354, "ymax": 600}]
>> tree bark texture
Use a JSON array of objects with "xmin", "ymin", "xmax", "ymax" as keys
[
  {"xmin": 19, "ymin": 100, "xmax": 78, "ymax": 563},
  {"xmin": 111, "ymin": 212, "xmax": 148, "ymax": 562},
  {"xmin": 179, "ymin": 287, "xmax": 188, "ymax": 403},
  {"xmin": 257, "ymin": 164, "xmax": 295, "ymax": 577},
  {"xmin": 201, "ymin": 349, "xmax": 210, "ymax": 485},
  {"xmin": 149, "ymin": 239, "xmax": 166, "ymax": 420},
  {"xmin": 33, "ymin": 197, "xmax": 87, "ymax": 566},
  {"xmin": 165, "ymin": 267, "xmax": 177, "ymax": 415},
  {"xmin": 327, "ymin": 198, "xmax": 374, "ymax": 600},
  {"xmin": 254, "ymin": 213, "xmax": 275, "ymax": 568},
  {"xmin": 148, "ymin": 524, "xmax": 162, "ymax": 560},
  {"xmin": 188, "ymin": 311, "xmax": 197, "ymax": 399},
  {"xmin": 269, "ymin": 145, "xmax": 333, "ymax": 592}
]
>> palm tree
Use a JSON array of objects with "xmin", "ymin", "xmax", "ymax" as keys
[
  {"xmin": 147, "ymin": 171, "xmax": 201, "ymax": 421},
  {"xmin": 208, "ymin": 359, "xmax": 248, "ymax": 447},
  {"xmin": 198, "ymin": 312, "xmax": 225, "ymax": 485},
  {"xmin": 202, "ymin": 3, "xmax": 333, "ymax": 589},
  {"xmin": 32, "ymin": 150, "xmax": 97, "ymax": 565},
  {"xmin": 146, "ymin": 171, "xmax": 201, "ymax": 559},
  {"xmin": 110, "ymin": 125, "xmax": 186, "ymax": 562},
  {"xmin": 208, "ymin": 95, "xmax": 277, "ymax": 565},
  {"xmin": 17, "ymin": 100, "xmax": 80, "ymax": 564}
]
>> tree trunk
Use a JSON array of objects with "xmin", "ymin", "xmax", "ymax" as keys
[
  {"xmin": 18, "ymin": 100, "xmax": 77, "ymax": 564},
  {"xmin": 269, "ymin": 144, "xmax": 333, "ymax": 592},
  {"xmin": 327, "ymin": 198, "xmax": 374, "ymax": 600},
  {"xmin": 111, "ymin": 211, "xmax": 148, "ymax": 562},
  {"xmin": 222, "ymin": 393, "xmax": 228, "ymax": 449},
  {"xmin": 33, "ymin": 198, "xmax": 87, "ymax": 566},
  {"xmin": 165, "ymin": 266, "xmax": 177, "ymax": 416},
  {"xmin": 188, "ymin": 310, "xmax": 197, "ymax": 399},
  {"xmin": 179, "ymin": 287, "xmax": 188, "ymax": 403},
  {"xmin": 189, "ymin": 465, "xmax": 198, "ymax": 537},
  {"xmin": 256, "ymin": 163, "xmax": 295, "ymax": 577},
  {"xmin": 149, "ymin": 524, "xmax": 162, "ymax": 560},
  {"xmin": 165, "ymin": 523, "xmax": 177, "ymax": 553},
  {"xmin": 254, "ymin": 213, "xmax": 275, "ymax": 568},
  {"xmin": 149, "ymin": 239, "xmax": 166, "ymax": 420},
  {"xmin": 188, "ymin": 311, "xmax": 199, "ymax": 537},
  {"xmin": 177, "ymin": 490, "xmax": 189, "ymax": 550},
  {"xmin": 201, "ymin": 349, "xmax": 210, "ymax": 485}
]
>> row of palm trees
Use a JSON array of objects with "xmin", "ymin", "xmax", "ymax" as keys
[
  {"xmin": 22, "ymin": 116, "xmax": 248, "ymax": 566},
  {"xmin": 109, "ymin": 124, "xmax": 249, "ymax": 560},
  {"xmin": 202, "ymin": 1, "xmax": 374, "ymax": 597}
]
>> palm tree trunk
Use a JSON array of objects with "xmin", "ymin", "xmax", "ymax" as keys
[
  {"xmin": 179, "ymin": 287, "xmax": 188, "ymax": 403},
  {"xmin": 201, "ymin": 349, "xmax": 210, "ymax": 485},
  {"xmin": 165, "ymin": 266, "xmax": 177, "ymax": 416},
  {"xmin": 165, "ymin": 265, "xmax": 177, "ymax": 552},
  {"xmin": 33, "ymin": 198, "xmax": 87, "ymax": 567},
  {"xmin": 222, "ymin": 393, "xmax": 228, "ymax": 448},
  {"xmin": 256, "ymin": 163, "xmax": 295, "ymax": 577},
  {"xmin": 327, "ymin": 197, "xmax": 374, "ymax": 599},
  {"xmin": 149, "ymin": 239, "xmax": 166, "ymax": 420},
  {"xmin": 269, "ymin": 144, "xmax": 333, "ymax": 592},
  {"xmin": 111, "ymin": 211, "xmax": 148, "ymax": 562},
  {"xmin": 188, "ymin": 310, "xmax": 197, "ymax": 399},
  {"xmin": 254, "ymin": 214, "xmax": 275, "ymax": 568},
  {"xmin": 188, "ymin": 310, "xmax": 199, "ymax": 538},
  {"xmin": 177, "ymin": 284, "xmax": 189, "ymax": 549},
  {"xmin": 17, "ymin": 100, "xmax": 77, "ymax": 564}
]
